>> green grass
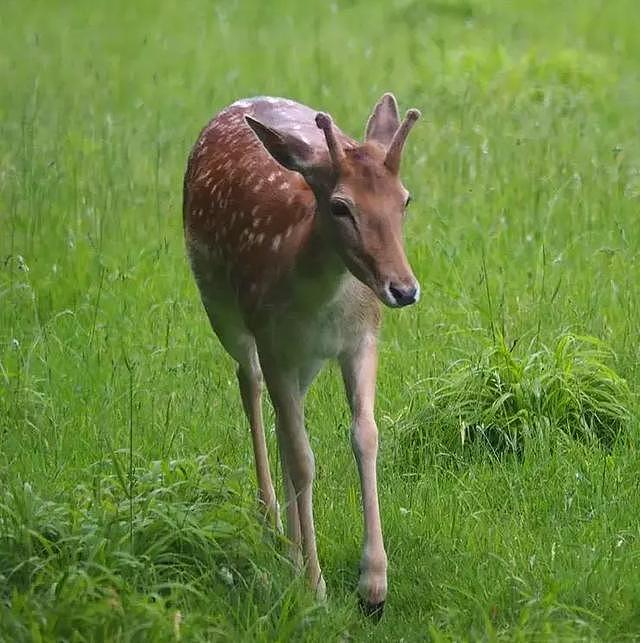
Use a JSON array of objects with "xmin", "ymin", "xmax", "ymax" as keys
[
  {"xmin": 1, "ymin": 0, "xmax": 639, "ymax": 639},
  {"xmin": 397, "ymin": 332, "xmax": 633, "ymax": 459}
]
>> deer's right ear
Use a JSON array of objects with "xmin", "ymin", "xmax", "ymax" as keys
[
  {"xmin": 245, "ymin": 115, "xmax": 314, "ymax": 174},
  {"xmin": 365, "ymin": 93, "xmax": 401, "ymax": 146}
]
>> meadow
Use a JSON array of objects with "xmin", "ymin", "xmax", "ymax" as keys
[{"xmin": 1, "ymin": 0, "xmax": 639, "ymax": 639}]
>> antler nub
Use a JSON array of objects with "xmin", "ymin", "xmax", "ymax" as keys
[
  {"xmin": 384, "ymin": 108, "xmax": 421, "ymax": 174},
  {"xmin": 405, "ymin": 108, "xmax": 422, "ymax": 123},
  {"xmin": 314, "ymin": 112, "xmax": 331, "ymax": 130},
  {"xmin": 315, "ymin": 112, "xmax": 346, "ymax": 167}
]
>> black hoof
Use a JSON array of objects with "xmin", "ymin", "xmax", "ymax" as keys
[{"xmin": 359, "ymin": 598, "xmax": 385, "ymax": 622}]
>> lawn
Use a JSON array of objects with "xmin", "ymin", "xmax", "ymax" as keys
[{"xmin": 1, "ymin": 0, "xmax": 639, "ymax": 640}]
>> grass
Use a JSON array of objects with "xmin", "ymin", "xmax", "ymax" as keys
[
  {"xmin": 397, "ymin": 332, "xmax": 633, "ymax": 460},
  {"xmin": 1, "ymin": 0, "xmax": 639, "ymax": 639}
]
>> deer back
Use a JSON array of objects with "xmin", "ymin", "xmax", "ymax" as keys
[{"xmin": 183, "ymin": 98, "xmax": 354, "ymax": 306}]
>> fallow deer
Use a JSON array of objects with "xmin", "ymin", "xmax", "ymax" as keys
[{"xmin": 183, "ymin": 93, "xmax": 420, "ymax": 615}]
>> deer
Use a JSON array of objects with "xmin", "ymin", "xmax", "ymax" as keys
[{"xmin": 183, "ymin": 93, "xmax": 420, "ymax": 616}]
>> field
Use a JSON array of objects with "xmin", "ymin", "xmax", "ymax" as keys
[{"xmin": 1, "ymin": 0, "xmax": 640, "ymax": 640}]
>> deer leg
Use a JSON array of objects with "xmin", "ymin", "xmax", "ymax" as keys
[
  {"xmin": 340, "ymin": 335, "xmax": 387, "ymax": 616},
  {"xmin": 196, "ymin": 286, "xmax": 282, "ymax": 534},
  {"xmin": 237, "ymin": 357, "xmax": 282, "ymax": 533},
  {"xmin": 265, "ymin": 370, "xmax": 326, "ymax": 600},
  {"xmin": 279, "ymin": 442, "xmax": 303, "ymax": 570}
]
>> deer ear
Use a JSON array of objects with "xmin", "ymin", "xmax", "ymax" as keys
[
  {"xmin": 245, "ymin": 115, "xmax": 314, "ymax": 174},
  {"xmin": 365, "ymin": 93, "xmax": 401, "ymax": 146}
]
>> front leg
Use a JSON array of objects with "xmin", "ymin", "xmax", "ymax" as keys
[
  {"xmin": 261, "ymin": 363, "xmax": 326, "ymax": 599},
  {"xmin": 340, "ymin": 334, "xmax": 387, "ymax": 616}
]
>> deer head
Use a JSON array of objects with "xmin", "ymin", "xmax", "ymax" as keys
[{"xmin": 245, "ymin": 93, "xmax": 421, "ymax": 308}]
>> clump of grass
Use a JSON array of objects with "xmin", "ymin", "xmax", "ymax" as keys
[
  {"xmin": 399, "ymin": 333, "xmax": 632, "ymax": 463},
  {"xmin": 0, "ymin": 455, "xmax": 317, "ymax": 641}
]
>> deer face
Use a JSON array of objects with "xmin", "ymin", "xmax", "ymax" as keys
[
  {"xmin": 323, "ymin": 140, "xmax": 418, "ymax": 307},
  {"xmin": 246, "ymin": 93, "xmax": 420, "ymax": 308}
]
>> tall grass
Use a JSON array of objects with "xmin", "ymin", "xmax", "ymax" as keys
[
  {"xmin": 398, "ymin": 332, "xmax": 633, "ymax": 462},
  {"xmin": 0, "ymin": 456, "xmax": 322, "ymax": 640},
  {"xmin": 1, "ymin": 0, "xmax": 639, "ymax": 639}
]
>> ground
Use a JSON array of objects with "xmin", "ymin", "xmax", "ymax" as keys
[{"xmin": 1, "ymin": 0, "xmax": 639, "ymax": 640}]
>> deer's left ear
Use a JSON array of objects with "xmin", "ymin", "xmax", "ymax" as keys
[
  {"xmin": 365, "ymin": 93, "xmax": 401, "ymax": 146},
  {"xmin": 245, "ymin": 115, "xmax": 315, "ymax": 174}
]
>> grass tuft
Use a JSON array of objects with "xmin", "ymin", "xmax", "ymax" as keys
[
  {"xmin": 0, "ymin": 455, "xmax": 315, "ymax": 641},
  {"xmin": 399, "ymin": 333, "xmax": 633, "ymax": 462}
]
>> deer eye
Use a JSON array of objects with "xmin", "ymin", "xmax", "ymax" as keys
[{"xmin": 330, "ymin": 199, "xmax": 353, "ymax": 219}]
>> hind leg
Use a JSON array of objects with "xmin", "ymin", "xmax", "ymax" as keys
[
  {"xmin": 194, "ymin": 274, "xmax": 281, "ymax": 531},
  {"xmin": 236, "ymin": 349, "xmax": 282, "ymax": 532}
]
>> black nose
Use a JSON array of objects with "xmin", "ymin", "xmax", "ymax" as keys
[{"xmin": 389, "ymin": 283, "xmax": 418, "ymax": 307}]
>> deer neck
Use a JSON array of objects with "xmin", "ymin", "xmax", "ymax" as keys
[{"xmin": 293, "ymin": 201, "xmax": 349, "ymax": 304}]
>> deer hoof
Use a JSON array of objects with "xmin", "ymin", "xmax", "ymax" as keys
[{"xmin": 359, "ymin": 598, "xmax": 385, "ymax": 622}]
